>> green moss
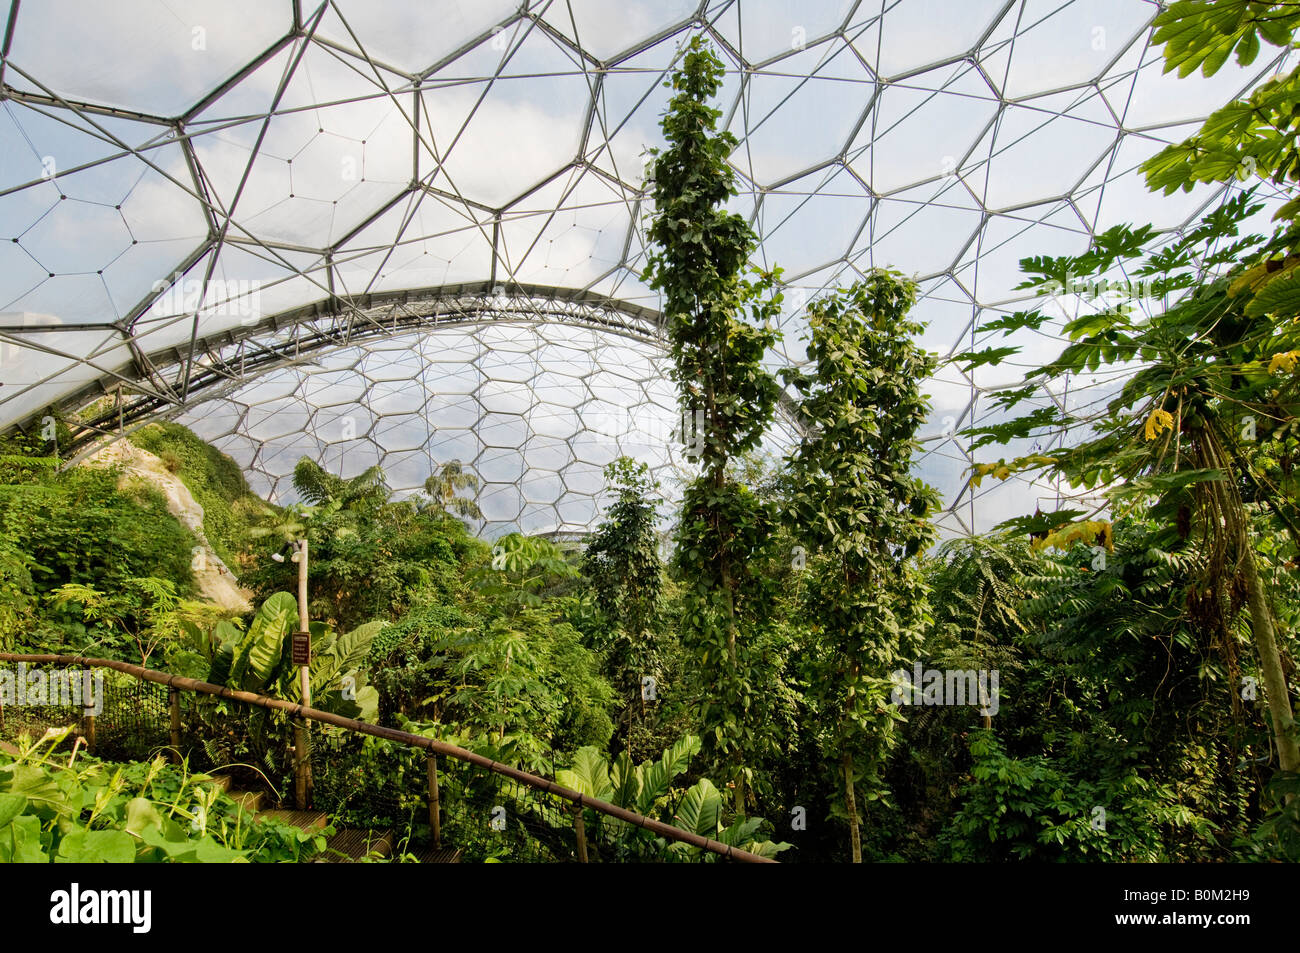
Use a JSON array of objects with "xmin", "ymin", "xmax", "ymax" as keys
[{"xmin": 131, "ymin": 422, "xmax": 263, "ymax": 568}]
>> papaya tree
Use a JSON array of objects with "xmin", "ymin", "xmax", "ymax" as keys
[
  {"xmin": 643, "ymin": 34, "xmax": 785, "ymax": 811},
  {"xmin": 958, "ymin": 1, "xmax": 1300, "ymax": 775},
  {"xmin": 783, "ymin": 272, "xmax": 939, "ymax": 862}
]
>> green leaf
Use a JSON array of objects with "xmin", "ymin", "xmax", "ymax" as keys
[
  {"xmin": 329, "ymin": 620, "xmax": 386, "ymax": 671},
  {"xmin": 1245, "ymin": 269, "xmax": 1300, "ymax": 319},
  {"xmin": 124, "ymin": 797, "xmax": 162, "ymax": 837},
  {"xmin": 233, "ymin": 591, "xmax": 298, "ymax": 690},
  {"xmin": 953, "ymin": 345, "xmax": 1020, "ymax": 370},
  {"xmin": 674, "ymin": 778, "xmax": 723, "ymax": 837},
  {"xmin": 0, "ymin": 814, "xmax": 48, "ymax": 863},
  {"xmin": 195, "ymin": 836, "xmax": 246, "ymax": 863},
  {"xmin": 610, "ymin": 754, "xmax": 639, "ymax": 809},
  {"xmin": 556, "ymin": 747, "xmax": 614, "ymax": 803},
  {"xmin": 635, "ymin": 734, "xmax": 701, "ymax": 815},
  {"xmin": 741, "ymin": 838, "xmax": 793, "ymax": 859},
  {"xmin": 0, "ymin": 793, "xmax": 27, "ymax": 829},
  {"xmin": 140, "ymin": 821, "xmax": 198, "ymax": 862},
  {"xmin": 1235, "ymin": 28, "xmax": 1260, "ymax": 67},
  {"xmin": 207, "ymin": 619, "xmax": 243, "ymax": 683},
  {"xmin": 56, "ymin": 829, "xmax": 137, "ymax": 863},
  {"xmin": 994, "ymin": 509, "xmax": 1087, "ymax": 538}
]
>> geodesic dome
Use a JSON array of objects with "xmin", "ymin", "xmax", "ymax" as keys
[{"xmin": 0, "ymin": 1, "xmax": 1294, "ymax": 537}]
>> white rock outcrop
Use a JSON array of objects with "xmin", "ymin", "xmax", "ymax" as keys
[{"xmin": 83, "ymin": 438, "xmax": 254, "ymax": 613}]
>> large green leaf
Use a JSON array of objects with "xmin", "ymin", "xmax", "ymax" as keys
[
  {"xmin": 232, "ymin": 592, "xmax": 298, "ymax": 691},
  {"xmin": 206, "ymin": 620, "xmax": 243, "ymax": 685},
  {"xmin": 315, "ymin": 682, "xmax": 378, "ymax": 723},
  {"xmin": 194, "ymin": 836, "xmax": 247, "ymax": 863},
  {"xmin": 556, "ymin": 747, "xmax": 613, "ymax": 803},
  {"xmin": 124, "ymin": 797, "xmax": 163, "ymax": 838},
  {"xmin": 140, "ymin": 820, "xmax": 199, "ymax": 862},
  {"xmin": 673, "ymin": 778, "xmax": 722, "ymax": 838},
  {"xmin": 56, "ymin": 828, "xmax": 137, "ymax": 863},
  {"xmin": 1245, "ymin": 268, "xmax": 1300, "ymax": 318},
  {"xmin": 635, "ymin": 734, "xmax": 701, "ymax": 815},
  {"xmin": 3, "ymin": 763, "xmax": 77, "ymax": 822},
  {"xmin": 739, "ymin": 838, "xmax": 792, "ymax": 859},
  {"xmin": 0, "ymin": 792, "xmax": 26, "ymax": 829},
  {"xmin": 328, "ymin": 620, "xmax": 386, "ymax": 671},
  {"xmin": 610, "ymin": 753, "xmax": 638, "ymax": 809},
  {"xmin": 717, "ymin": 816, "xmax": 765, "ymax": 845},
  {"xmin": 0, "ymin": 814, "xmax": 48, "ymax": 862}
]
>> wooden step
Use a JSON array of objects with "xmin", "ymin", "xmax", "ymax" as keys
[
  {"xmin": 200, "ymin": 773, "xmax": 233, "ymax": 792},
  {"xmin": 411, "ymin": 845, "xmax": 462, "ymax": 863},
  {"xmin": 318, "ymin": 828, "xmax": 394, "ymax": 862},
  {"xmin": 228, "ymin": 789, "xmax": 265, "ymax": 813},
  {"xmin": 258, "ymin": 809, "xmax": 331, "ymax": 832}
]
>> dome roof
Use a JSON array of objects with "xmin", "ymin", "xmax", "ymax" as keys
[{"xmin": 0, "ymin": 1, "xmax": 1292, "ymax": 534}]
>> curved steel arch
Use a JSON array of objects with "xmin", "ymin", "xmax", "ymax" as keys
[{"xmin": 58, "ymin": 281, "xmax": 805, "ymax": 457}]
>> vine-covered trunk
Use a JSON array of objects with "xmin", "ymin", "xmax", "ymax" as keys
[
  {"xmin": 1242, "ymin": 544, "xmax": 1300, "ymax": 773},
  {"xmin": 1202, "ymin": 423, "xmax": 1299, "ymax": 773},
  {"xmin": 628, "ymin": 685, "xmax": 636, "ymax": 759},
  {"xmin": 713, "ymin": 455, "xmax": 746, "ymax": 813},
  {"xmin": 843, "ymin": 750, "xmax": 861, "ymax": 863}
]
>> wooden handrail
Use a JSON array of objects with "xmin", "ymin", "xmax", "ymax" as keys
[{"xmin": 0, "ymin": 652, "xmax": 776, "ymax": 863}]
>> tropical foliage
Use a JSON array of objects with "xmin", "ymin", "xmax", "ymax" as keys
[
  {"xmin": 3, "ymin": 7, "xmax": 1300, "ymax": 865},
  {"xmin": 0, "ymin": 727, "xmax": 328, "ymax": 863}
]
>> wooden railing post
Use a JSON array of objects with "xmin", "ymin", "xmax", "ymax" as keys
[
  {"xmin": 427, "ymin": 751, "xmax": 441, "ymax": 849},
  {"xmin": 294, "ymin": 538, "xmax": 313, "ymax": 810},
  {"xmin": 168, "ymin": 686, "xmax": 181, "ymax": 764},
  {"xmin": 293, "ymin": 716, "xmax": 310, "ymax": 810},
  {"xmin": 574, "ymin": 800, "xmax": 589, "ymax": 863}
]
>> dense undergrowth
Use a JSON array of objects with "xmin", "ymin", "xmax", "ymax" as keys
[{"xmin": 0, "ymin": 727, "xmax": 330, "ymax": 863}]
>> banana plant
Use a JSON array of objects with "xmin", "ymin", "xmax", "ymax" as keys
[
  {"xmin": 218, "ymin": 592, "xmax": 298, "ymax": 692},
  {"xmin": 203, "ymin": 594, "xmax": 383, "ymax": 722},
  {"xmin": 277, "ymin": 619, "xmax": 384, "ymax": 723}
]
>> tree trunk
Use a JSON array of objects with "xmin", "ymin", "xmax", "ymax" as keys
[
  {"xmin": 627, "ymin": 686, "xmax": 635, "ymax": 760},
  {"xmin": 843, "ymin": 750, "xmax": 861, "ymax": 863},
  {"xmin": 1205, "ymin": 423, "xmax": 1299, "ymax": 773},
  {"xmin": 1242, "ymin": 544, "xmax": 1300, "ymax": 772}
]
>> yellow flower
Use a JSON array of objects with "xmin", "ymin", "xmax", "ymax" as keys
[
  {"xmin": 1144, "ymin": 407, "xmax": 1174, "ymax": 441},
  {"xmin": 1267, "ymin": 350, "xmax": 1299, "ymax": 375}
]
